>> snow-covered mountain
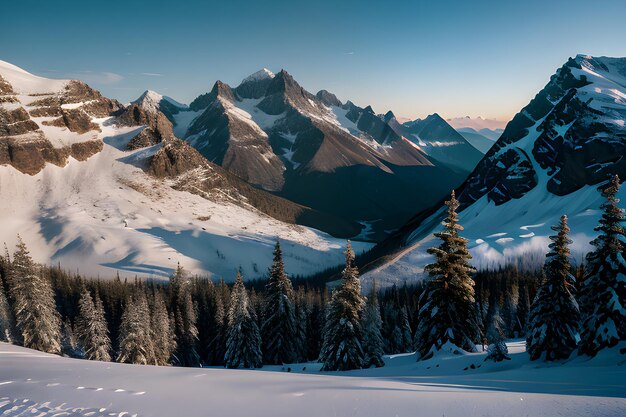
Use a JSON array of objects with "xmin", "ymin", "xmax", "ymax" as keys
[
  {"xmin": 171, "ymin": 70, "xmax": 471, "ymax": 240},
  {"xmin": 362, "ymin": 55, "xmax": 626, "ymax": 287},
  {"xmin": 0, "ymin": 60, "xmax": 372, "ymax": 280}
]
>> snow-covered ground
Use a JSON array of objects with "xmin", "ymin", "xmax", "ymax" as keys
[{"xmin": 1, "ymin": 342, "xmax": 624, "ymax": 417}]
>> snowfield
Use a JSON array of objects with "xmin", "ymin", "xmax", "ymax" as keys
[{"xmin": 1, "ymin": 342, "xmax": 624, "ymax": 417}]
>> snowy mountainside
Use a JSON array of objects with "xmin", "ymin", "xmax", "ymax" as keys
[
  {"xmin": 170, "ymin": 69, "xmax": 468, "ymax": 240},
  {"xmin": 1, "ymin": 341, "xmax": 624, "ymax": 417},
  {"xmin": 0, "ymin": 60, "xmax": 372, "ymax": 279},
  {"xmin": 362, "ymin": 55, "xmax": 626, "ymax": 288}
]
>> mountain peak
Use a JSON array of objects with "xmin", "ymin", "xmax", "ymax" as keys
[
  {"xmin": 241, "ymin": 68, "xmax": 275, "ymax": 84},
  {"xmin": 316, "ymin": 89, "xmax": 342, "ymax": 107}
]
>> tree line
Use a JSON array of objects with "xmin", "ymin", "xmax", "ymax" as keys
[{"xmin": 0, "ymin": 177, "xmax": 624, "ymax": 370}]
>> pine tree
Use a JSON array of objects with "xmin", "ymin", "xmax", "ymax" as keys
[
  {"xmin": 150, "ymin": 290, "xmax": 176, "ymax": 365},
  {"xmin": 485, "ymin": 308, "xmax": 510, "ymax": 362},
  {"xmin": 169, "ymin": 264, "xmax": 200, "ymax": 366},
  {"xmin": 320, "ymin": 241, "xmax": 365, "ymax": 371},
  {"xmin": 60, "ymin": 319, "xmax": 80, "ymax": 358},
  {"xmin": 526, "ymin": 215, "xmax": 580, "ymax": 361},
  {"xmin": 117, "ymin": 289, "xmax": 154, "ymax": 365},
  {"xmin": 207, "ymin": 294, "xmax": 227, "ymax": 365},
  {"xmin": 579, "ymin": 175, "xmax": 626, "ymax": 356},
  {"xmin": 8, "ymin": 237, "xmax": 61, "ymax": 353},
  {"xmin": 414, "ymin": 191, "xmax": 480, "ymax": 360},
  {"xmin": 261, "ymin": 241, "xmax": 297, "ymax": 364},
  {"xmin": 224, "ymin": 271, "xmax": 262, "ymax": 368},
  {"xmin": 362, "ymin": 282, "xmax": 385, "ymax": 368},
  {"xmin": 76, "ymin": 289, "xmax": 111, "ymax": 361}
]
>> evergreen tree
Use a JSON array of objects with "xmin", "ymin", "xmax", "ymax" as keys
[
  {"xmin": 579, "ymin": 175, "xmax": 626, "ymax": 356},
  {"xmin": 526, "ymin": 215, "xmax": 580, "ymax": 361},
  {"xmin": 8, "ymin": 237, "xmax": 61, "ymax": 353},
  {"xmin": 261, "ymin": 241, "xmax": 297, "ymax": 364},
  {"xmin": 60, "ymin": 319, "xmax": 81, "ymax": 358},
  {"xmin": 320, "ymin": 242, "xmax": 365, "ymax": 371},
  {"xmin": 151, "ymin": 290, "xmax": 176, "ymax": 365},
  {"xmin": 484, "ymin": 308, "xmax": 510, "ymax": 362},
  {"xmin": 414, "ymin": 191, "xmax": 480, "ymax": 360},
  {"xmin": 117, "ymin": 289, "xmax": 154, "ymax": 364},
  {"xmin": 169, "ymin": 264, "xmax": 200, "ymax": 366},
  {"xmin": 224, "ymin": 271, "xmax": 262, "ymax": 368},
  {"xmin": 76, "ymin": 289, "xmax": 111, "ymax": 361},
  {"xmin": 362, "ymin": 282, "xmax": 385, "ymax": 368},
  {"xmin": 207, "ymin": 294, "xmax": 227, "ymax": 365}
]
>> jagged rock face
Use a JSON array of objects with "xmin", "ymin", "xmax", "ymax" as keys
[
  {"xmin": 236, "ymin": 69, "xmax": 275, "ymax": 99},
  {"xmin": 0, "ymin": 63, "xmax": 122, "ymax": 175},
  {"xmin": 180, "ymin": 68, "xmax": 465, "ymax": 239},
  {"xmin": 343, "ymin": 102, "xmax": 400, "ymax": 145},
  {"xmin": 119, "ymin": 104, "xmax": 176, "ymax": 150},
  {"xmin": 316, "ymin": 90, "xmax": 342, "ymax": 107},
  {"xmin": 459, "ymin": 55, "xmax": 626, "ymax": 208}
]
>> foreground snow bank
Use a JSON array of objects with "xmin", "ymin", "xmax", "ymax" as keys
[{"xmin": 1, "ymin": 342, "xmax": 624, "ymax": 417}]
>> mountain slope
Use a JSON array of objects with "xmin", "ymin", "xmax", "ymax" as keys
[
  {"xmin": 362, "ymin": 55, "xmax": 626, "ymax": 287},
  {"xmin": 456, "ymin": 127, "xmax": 497, "ymax": 153},
  {"xmin": 0, "ymin": 60, "xmax": 371, "ymax": 279},
  {"xmin": 394, "ymin": 114, "xmax": 484, "ymax": 172},
  {"xmin": 174, "ymin": 70, "xmax": 467, "ymax": 240}
]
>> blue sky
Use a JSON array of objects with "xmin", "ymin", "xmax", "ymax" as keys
[{"xmin": 2, "ymin": 0, "xmax": 625, "ymax": 122}]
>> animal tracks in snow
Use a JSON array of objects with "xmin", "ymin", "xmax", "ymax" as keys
[{"xmin": 0, "ymin": 396, "xmax": 138, "ymax": 417}]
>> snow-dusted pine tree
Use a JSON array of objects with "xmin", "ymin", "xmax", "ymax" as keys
[
  {"xmin": 8, "ymin": 237, "xmax": 61, "ymax": 354},
  {"xmin": 414, "ymin": 191, "xmax": 480, "ymax": 360},
  {"xmin": 485, "ymin": 308, "xmax": 510, "ymax": 362},
  {"xmin": 76, "ymin": 289, "xmax": 111, "ymax": 361},
  {"xmin": 579, "ymin": 175, "xmax": 626, "ymax": 356},
  {"xmin": 526, "ymin": 215, "xmax": 580, "ymax": 361},
  {"xmin": 320, "ymin": 241, "xmax": 365, "ymax": 371},
  {"xmin": 117, "ymin": 289, "xmax": 154, "ymax": 365},
  {"xmin": 224, "ymin": 271, "xmax": 262, "ymax": 368},
  {"xmin": 362, "ymin": 282, "xmax": 385, "ymax": 368},
  {"xmin": 169, "ymin": 264, "xmax": 200, "ymax": 367},
  {"xmin": 151, "ymin": 290, "xmax": 176, "ymax": 365},
  {"xmin": 261, "ymin": 241, "xmax": 297, "ymax": 365}
]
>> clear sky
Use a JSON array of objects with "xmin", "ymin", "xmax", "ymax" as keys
[{"xmin": 2, "ymin": 0, "xmax": 625, "ymax": 122}]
